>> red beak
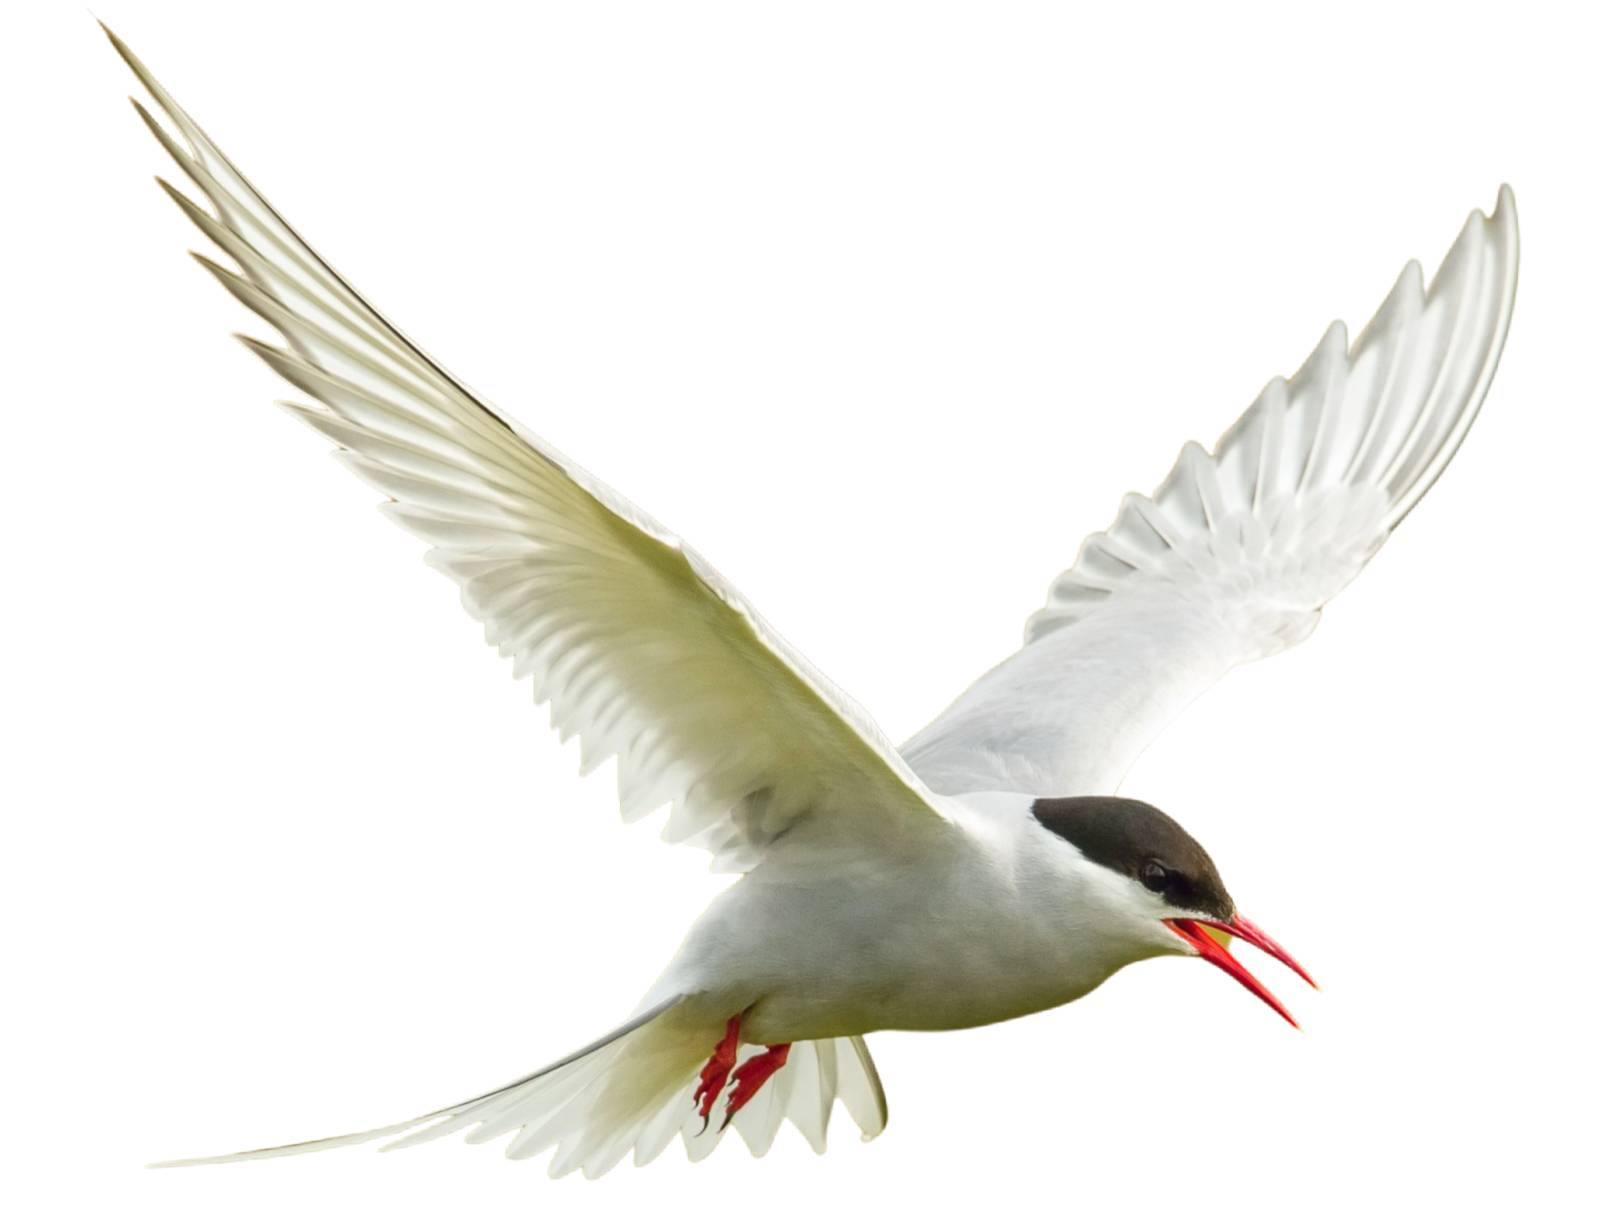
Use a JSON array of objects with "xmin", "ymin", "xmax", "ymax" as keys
[{"xmin": 1164, "ymin": 914, "xmax": 1317, "ymax": 1029}]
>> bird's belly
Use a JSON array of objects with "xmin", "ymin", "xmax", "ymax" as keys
[
  {"xmin": 674, "ymin": 857, "xmax": 1122, "ymax": 1043},
  {"xmin": 742, "ymin": 949, "xmax": 1106, "ymax": 1041}
]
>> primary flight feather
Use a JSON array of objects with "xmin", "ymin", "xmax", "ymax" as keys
[{"xmin": 104, "ymin": 23, "xmax": 1517, "ymax": 1181}]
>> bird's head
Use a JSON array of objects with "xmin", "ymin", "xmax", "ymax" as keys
[{"xmin": 1031, "ymin": 795, "xmax": 1316, "ymax": 1026}]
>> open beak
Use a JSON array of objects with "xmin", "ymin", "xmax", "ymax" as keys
[{"xmin": 1164, "ymin": 915, "xmax": 1317, "ymax": 1029}]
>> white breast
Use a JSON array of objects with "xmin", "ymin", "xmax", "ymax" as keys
[{"xmin": 656, "ymin": 794, "xmax": 1147, "ymax": 1042}]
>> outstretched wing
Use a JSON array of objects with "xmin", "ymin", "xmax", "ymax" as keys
[
  {"xmin": 903, "ymin": 189, "xmax": 1518, "ymax": 797},
  {"xmin": 107, "ymin": 26, "xmax": 950, "ymax": 872}
]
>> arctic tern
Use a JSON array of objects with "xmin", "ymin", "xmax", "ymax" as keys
[{"xmin": 104, "ymin": 24, "xmax": 1518, "ymax": 1180}]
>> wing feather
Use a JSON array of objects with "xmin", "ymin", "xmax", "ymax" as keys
[
  {"xmin": 108, "ymin": 25, "xmax": 948, "ymax": 869},
  {"xmin": 904, "ymin": 190, "xmax": 1518, "ymax": 797}
]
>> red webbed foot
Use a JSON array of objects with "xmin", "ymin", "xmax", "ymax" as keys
[
  {"xmin": 720, "ymin": 1043, "xmax": 792, "ymax": 1130},
  {"xmin": 694, "ymin": 1014, "xmax": 742, "ymax": 1130}
]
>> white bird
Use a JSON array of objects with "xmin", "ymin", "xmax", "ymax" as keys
[{"xmin": 105, "ymin": 24, "xmax": 1518, "ymax": 1181}]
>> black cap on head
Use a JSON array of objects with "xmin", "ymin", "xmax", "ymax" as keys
[{"xmin": 1031, "ymin": 796, "xmax": 1235, "ymax": 920}]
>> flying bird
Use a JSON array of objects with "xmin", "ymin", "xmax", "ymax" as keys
[{"xmin": 105, "ymin": 24, "xmax": 1518, "ymax": 1180}]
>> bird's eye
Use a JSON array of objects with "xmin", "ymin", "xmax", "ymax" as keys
[{"xmin": 1141, "ymin": 861, "xmax": 1172, "ymax": 893}]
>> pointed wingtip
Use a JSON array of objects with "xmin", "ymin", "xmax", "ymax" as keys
[
  {"xmin": 97, "ymin": 17, "xmax": 134, "ymax": 63},
  {"xmin": 98, "ymin": 17, "xmax": 193, "ymax": 138},
  {"xmin": 1466, "ymin": 184, "xmax": 1517, "ymax": 241},
  {"xmin": 1492, "ymin": 183, "xmax": 1519, "ymax": 243}
]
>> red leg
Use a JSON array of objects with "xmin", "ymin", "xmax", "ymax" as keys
[
  {"xmin": 693, "ymin": 1014, "xmax": 742, "ymax": 1127},
  {"xmin": 721, "ymin": 1043, "xmax": 792, "ymax": 1130}
]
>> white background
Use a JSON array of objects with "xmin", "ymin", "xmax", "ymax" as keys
[{"xmin": 6, "ymin": 2, "xmax": 1607, "ymax": 1204}]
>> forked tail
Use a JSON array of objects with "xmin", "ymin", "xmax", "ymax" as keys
[{"xmin": 150, "ymin": 997, "xmax": 887, "ymax": 1179}]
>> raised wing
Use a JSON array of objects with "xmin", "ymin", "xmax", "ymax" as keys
[
  {"xmin": 107, "ymin": 26, "xmax": 950, "ymax": 871},
  {"xmin": 903, "ymin": 189, "xmax": 1518, "ymax": 797}
]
